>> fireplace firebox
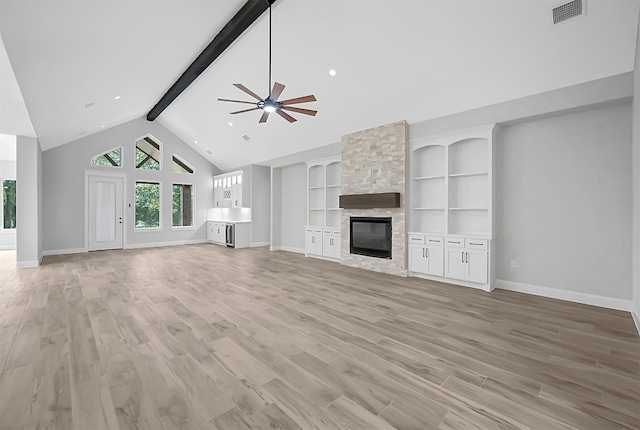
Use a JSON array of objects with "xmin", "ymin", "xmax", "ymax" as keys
[{"xmin": 349, "ymin": 217, "xmax": 392, "ymax": 259}]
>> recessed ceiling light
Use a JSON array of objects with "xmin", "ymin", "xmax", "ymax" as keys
[
  {"xmin": 228, "ymin": 122, "xmax": 233, "ymax": 127},
  {"xmin": 114, "ymin": 95, "xmax": 121, "ymax": 100},
  {"xmin": 194, "ymin": 140, "xmax": 198, "ymax": 144},
  {"xmin": 329, "ymin": 69, "xmax": 336, "ymax": 76},
  {"xmin": 100, "ymin": 125, "xmax": 105, "ymax": 128}
]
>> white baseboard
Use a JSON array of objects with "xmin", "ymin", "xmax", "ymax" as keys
[
  {"xmin": 632, "ymin": 304, "xmax": 640, "ymax": 336},
  {"xmin": 495, "ymin": 279, "xmax": 634, "ymax": 312},
  {"xmin": 251, "ymin": 242, "xmax": 270, "ymax": 248},
  {"xmin": 270, "ymin": 245, "xmax": 305, "ymax": 254},
  {"xmin": 17, "ymin": 259, "xmax": 40, "ymax": 269},
  {"xmin": 0, "ymin": 245, "xmax": 16, "ymax": 251},
  {"xmin": 43, "ymin": 247, "xmax": 86, "ymax": 256},
  {"xmin": 125, "ymin": 239, "xmax": 208, "ymax": 250}
]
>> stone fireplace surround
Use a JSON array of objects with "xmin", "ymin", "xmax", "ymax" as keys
[{"xmin": 340, "ymin": 120, "xmax": 408, "ymax": 277}]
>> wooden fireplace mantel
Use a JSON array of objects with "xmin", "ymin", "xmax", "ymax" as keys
[{"xmin": 339, "ymin": 192, "xmax": 401, "ymax": 209}]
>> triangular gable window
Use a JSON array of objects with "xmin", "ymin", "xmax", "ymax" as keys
[
  {"xmin": 91, "ymin": 146, "xmax": 122, "ymax": 167},
  {"xmin": 136, "ymin": 136, "xmax": 161, "ymax": 170},
  {"xmin": 172, "ymin": 154, "xmax": 194, "ymax": 174}
]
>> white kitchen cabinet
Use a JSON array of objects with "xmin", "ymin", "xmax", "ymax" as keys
[
  {"xmin": 231, "ymin": 183, "xmax": 243, "ymax": 208},
  {"xmin": 213, "ymin": 171, "xmax": 247, "ymax": 208},
  {"xmin": 208, "ymin": 222, "xmax": 225, "ymax": 244}
]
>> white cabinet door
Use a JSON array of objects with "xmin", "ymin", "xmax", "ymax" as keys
[
  {"xmin": 213, "ymin": 223, "xmax": 225, "ymax": 244},
  {"xmin": 305, "ymin": 229, "xmax": 322, "ymax": 256},
  {"xmin": 231, "ymin": 184, "xmax": 243, "ymax": 208},
  {"xmin": 213, "ymin": 188, "xmax": 223, "ymax": 208},
  {"xmin": 425, "ymin": 246, "xmax": 444, "ymax": 277},
  {"xmin": 322, "ymin": 235, "xmax": 333, "ymax": 258},
  {"xmin": 409, "ymin": 245, "xmax": 428, "ymax": 274},
  {"xmin": 445, "ymin": 248, "xmax": 466, "ymax": 280},
  {"xmin": 466, "ymin": 250, "xmax": 488, "ymax": 284},
  {"xmin": 206, "ymin": 222, "xmax": 215, "ymax": 241},
  {"xmin": 331, "ymin": 236, "xmax": 341, "ymax": 259}
]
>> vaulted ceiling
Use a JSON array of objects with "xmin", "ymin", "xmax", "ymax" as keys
[{"xmin": 1, "ymin": 0, "xmax": 638, "ymax": 171}]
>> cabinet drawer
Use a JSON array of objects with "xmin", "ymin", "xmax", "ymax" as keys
[
  {"xmin": 305, "ymin": 228, "xmax": 313, "ymax": 233},
  {"xmin": 465, "ymin": 239, "xmax": 488, "ymax": 250},
  {"xmin": 425, "ymin": 236, "xmax": 443, "ymax": 246},
  {"xmin": 408, "ymin": 234, "xmax": 425, "ymax": 245},
  {"xmin": 313, "ymin": 228, "xmax": 323, "ymax": 234},
  {"xmin": 445, "ymin": 238, "xmax": 464, "ymax": 248},
  {"xmin": 332, "ymin": 229, "xmax": 341, "ymax": 236},
  {"xmin": 323, "ymin": 229, "xmax": 332, "ymax": 235}
]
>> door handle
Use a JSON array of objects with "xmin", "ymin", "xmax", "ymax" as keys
[
  {"xmin": 465, "ymin": 252, "xmax": 469, "ymax": 263},
  {"xmin": 426, "ymin": 248, "xmax": 429, "ymax": 258}
]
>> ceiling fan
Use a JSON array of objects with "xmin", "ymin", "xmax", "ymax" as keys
[{"xmin": 218, "ymin": 1, "xmax": 317, "ymax": 123}]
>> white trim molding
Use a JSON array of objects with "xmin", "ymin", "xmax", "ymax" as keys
[
  {"xmin": 17, "ymin": 259, "xmax": 41, "ymax": 269},
  {"xmin": 495, "ymin": 279, "xmax": 634, "ymax": 312},
  {"xmin": 632, "ymin": 304, "xmax": 640, "ymax": 336},
  {"xmin": 43, "ymin": 248, "xmax": 86, "ymax": 256},
  {"xmin": 251, "ymin": 241, "xmax": 270, "ymax": 248},
  {"xmin": 270, "ymin": 245, "xmax": 305, "ymax": 254},
  {"xmin": 125, "ymin": 239, "xmax": 208, "ymax": 250}
]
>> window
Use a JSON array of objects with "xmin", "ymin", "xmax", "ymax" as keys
[
  {"xmin": 172, "ymin": 154, "xmax": 194, "ymax": 174},
  {"xmin": 135, "ymin": 181, "xmax": 160, "ymax": 229},
  {"xmin": 135, "ymin": 136, "xmax": 161, "ymax": 170},
  {"xmin": 91, "ymin": 147, "xmax": 122, "ymax": 167},
  {"xmin": 2, "ymin": 180, "xmax": 16, "ymax": 229},
  {"xmin": 172, "ymin": 184, "xmax": 193, "ymax": 227}
]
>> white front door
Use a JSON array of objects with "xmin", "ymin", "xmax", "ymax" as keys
[{"xmin": 88, "ymin": 175, "xmax": 123, "ymax": 251}]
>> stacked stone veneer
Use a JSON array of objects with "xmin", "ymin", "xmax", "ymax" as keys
[{"xmin": 341, "ymin": 120, "xmax": 408, "ymax": 276}]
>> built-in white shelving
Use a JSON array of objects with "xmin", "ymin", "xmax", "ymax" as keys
[{"xmin": 409, "ymin": 124, "xmax": 497, "ymax": 291}]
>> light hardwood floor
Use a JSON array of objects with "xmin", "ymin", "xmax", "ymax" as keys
[{"xmin": 0, "ymin": 244, "xmax": 638, "ymax": 429}]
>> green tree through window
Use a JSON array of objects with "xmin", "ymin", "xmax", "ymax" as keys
[
  {"xmin": 135, "ymin": 182, "xmax": 160, "ymax": 228},
  {"xmin": 91, "ymin": 147, "xmax": 122, "ymax": 167},
  {"xmin": 173, "ymin": 184, "xmax": 193, "ymax": 227},
  {"xmin": 3, "ymin": 180, "xmax": 16, "ymax": 229}
]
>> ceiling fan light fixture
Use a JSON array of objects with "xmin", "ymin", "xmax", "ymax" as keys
[{"xmin": 263, "ymin": 102, "xmax": 277, "ymax": 113}]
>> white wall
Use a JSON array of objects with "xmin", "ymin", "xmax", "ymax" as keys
[
  {"xmin": 42, "ymin": 117, "xmax": 221, "ymax": 253},
  {"xmin": 250, "ymin": 165, "xmax": 271, "ymax": 246},
  {"xmin": 497, "ymin": 103, "xmax": 633, "ymax": 301},
  {"xmin": 16, "ymin": 136, "xmax": 41, "ymax": 267},
  {"xmin": 274, "ymin": 163, "xmax": 307, "ymax": 253},
  {"xmin": 632, "ymin": 10, "xmax": 640, "ymax": 330}
]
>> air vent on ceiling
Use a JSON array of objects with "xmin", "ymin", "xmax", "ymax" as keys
[
  {"xmin": 206, "ymin": 150, "xmax": 213, "ymax": 155},
  {"xmin": 552, "ymin": 0, "xmax": 585, "ymax": 25},
  {"xmin": 242, "ymin": 134, "xmax": 250, "ymax": 141}
]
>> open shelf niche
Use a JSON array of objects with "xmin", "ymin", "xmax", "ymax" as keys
[{"xmin": 410, "ymin": 124, "xmax": 496, "ymax": 238}]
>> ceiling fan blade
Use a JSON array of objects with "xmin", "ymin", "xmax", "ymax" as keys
[
  {"xmin": 259, "ymin": 111, "xmax": 270, "ymax": 123},
  {"xmin": 276, "ymin": 110, "xmax": 297, "ymax": 123},
  {"xmin": 270, "ymin": 82, "xmax": 285, "ymax": 101},
  {"xmin": 218, "ymin": 98, "xmax": 256, "ymax": 105},
  {"xmin": 280, "ymin": 95, "xmax": 317, "ymax": 105},
  {"xmin": 230, "ymin": 107, "xmax": 260, "ymax": 114},
  {"xmin": 233, "ymin": 83, "xmax": 263, "ymax": 101},
  {"xmin": 281, "ymin": 106, "xmax": 317, "ymax": 116}
]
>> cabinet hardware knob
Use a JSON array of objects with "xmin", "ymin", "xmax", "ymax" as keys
[
  {"xmin": 470, "ymin": 242, "xmax": 481, "ymax": 246},
  {"xmin": 426, "ymin": 248, "xmax": 429, "ymax": 258},
  {"xmin": 461, "ymin": 252, "xmax": 464, "ymax": 262}
]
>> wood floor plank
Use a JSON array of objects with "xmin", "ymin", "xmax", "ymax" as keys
[{"xmin": 0, "ymin": 245, "xmax": 637, "ymax": 429}]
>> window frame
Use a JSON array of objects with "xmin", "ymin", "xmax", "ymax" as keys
[
  {"xmin": 134, "ymin": 134, "xmax": 162, "ymax": 171},
  {"xmin": 134, "ymin": 180, "xmax": 163, "ymax": 232},
  {"xmin": 1, "ymin": 178, "xmax": 16, "ymax": 231},
  {"xmin": 172, "ymin": 153, "xmax": 195, "ymax": 175},
  {"xmin": 90, "ymin": 146, "xmax": 123, "ymax": 168},
  {"xmin": 172, "ymin": 182, "xmax": 196, "ymax": 231}
]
